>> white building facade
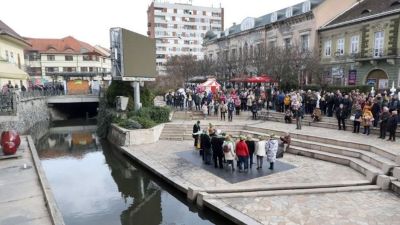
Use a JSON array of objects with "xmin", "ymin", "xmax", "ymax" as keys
[
  {"xmin": 147, "ymin": 0, "xmax": 224, "ymax": 75},
  {"xmin": 24, "ymin": 36, "xmax": 111, "ymax": 83}
]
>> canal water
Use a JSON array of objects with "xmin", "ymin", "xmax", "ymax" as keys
[{"xmin": 35, "ymin": 121, "xmax": 230, "ymax": 225}]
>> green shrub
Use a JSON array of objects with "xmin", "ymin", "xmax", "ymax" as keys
[
  {"xmin": 141, "ymin": 88, "xmax": 155, "ymax": 107},
  {"xmin": 118, "ymin": 119, "xmax": 142, "ymax": 130},
  {"xmin": 129, "ymin": 116, "xmax": 157, "ymax": 129},
  {"xmin": 97, "ymin": 97, "xmax": 118, "ymax": 138},
  {"xmin": 128, "ymin": 106, "xmax": 171, "ymax": 124},
  {"xmin": 106, "ymin": 81, "xmax": 134, "ymax": 111}
]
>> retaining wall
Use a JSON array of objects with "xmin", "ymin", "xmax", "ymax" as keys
[{"xmin": 0, "ymin": 97, "xmax": 50, "ymax": 134}]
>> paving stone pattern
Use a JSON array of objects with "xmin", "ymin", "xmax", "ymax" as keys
[{"xmin": 222, "ymin": 190, "xmax": 400, "ymax": 225}]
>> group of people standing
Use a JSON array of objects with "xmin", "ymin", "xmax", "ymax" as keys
[{"xmin": 193, "ymin": 121, "xmax": 291, "ymax": 172}]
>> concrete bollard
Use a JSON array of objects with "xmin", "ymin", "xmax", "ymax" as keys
[
  {"xmin": 187, "ymin": 187, "xmax": 200, "ymax": 202},
  {"xmin": 376, "ymin": 175, "xmax": 394, "ymax": 190},
  {"xmin": 196, "ymin": 192, "xmax": 207, "ymax": 209},
  {"xmin": 393, "ymin": 167, "xmax": 400, "ymax": 180},
  {"xmin": 396, "ymin": 156, "xmax": 400, "ymax": 166}
]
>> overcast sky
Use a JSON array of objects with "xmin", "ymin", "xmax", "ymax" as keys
[{"xmin": 2, "ymin": 0, "xmax": 304, "ymax": 47}]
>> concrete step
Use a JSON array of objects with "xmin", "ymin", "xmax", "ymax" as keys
[
  {"xmin": 291, "ymin": 139, "xmax": 398, "ymax": 174},
  {"xmin": 239, "ymin": 129, "xmax": 396, "ymax": 173},
  {"xmin": 288, "ymin": 146, "xmax": 384, "ymax": 183},
  {"xmin": 159, "ymin": 136, "xmax": 184, "ymax": 141},
  {"xmin": 391, "ymin": 181, "xmax": 400, "ymax": 195},
  {"xmin": 245, "ymin": 125, "xmax": 398, "ymax": 162}
]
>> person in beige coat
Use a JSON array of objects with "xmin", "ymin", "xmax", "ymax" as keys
[
  {"xmin": 222, "ymin": 135, "xmax": 236, "ymax": 171},
  {"xmin": 255, "ymin": 136, "xmax": 267, "ymax": 169}
]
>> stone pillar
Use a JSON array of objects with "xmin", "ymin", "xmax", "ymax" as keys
[{"xmin": 132, "ymin": 81, "xmax": 141, "ymax": 110}]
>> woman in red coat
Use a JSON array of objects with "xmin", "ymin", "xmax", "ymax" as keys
[{"xmin": 236, "ymin": 136, "xmax": 249, "ymax": 172}]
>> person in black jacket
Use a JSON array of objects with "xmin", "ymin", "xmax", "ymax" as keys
[
  {"xmin": 371, "ymin": 100, "xmax": 381, "ymax": 127},
  {"xmin": 245, "ymin": 136, "xmax": 256, "ymax": 169},
  {"xmin": 336, "ymin": 104, "xmax": 347, "ymax": 131},
  {"xmin": 379, "ymin": 107, "xmax": 390, "ymax": 139},
  {"xmin": 192, "ymin": 121, "xmax": 201, "ymax": 147},
  {"xmin": 251, "ymin": 101, "xmax": 258, "ymax": 120},
  {"xmin": 210, "ymin": 131, "xmax": 224, "ymax": 169},
  {"xmin": 387, "ymin": 111, "xmax": 398, "ymax": 142},
  {"xmin": 200, "ymin": 131, "xmax": 212, "ymax": 164}
]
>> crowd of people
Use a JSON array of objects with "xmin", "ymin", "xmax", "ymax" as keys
[
  {"xmin": 167, "ymin": 85, "xmax": 399, "ymax": 141},
  {"xmin": 192, "ymin": 121, "xmax": 291, "ymax": 172}
]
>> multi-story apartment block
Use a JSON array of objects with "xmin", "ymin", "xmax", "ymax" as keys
[
  {"xmin": 24, "ymin": 36, "xmax": 111, "ymax": 82},
  {"xmin": 0, "ymin": 20, "xmax": 30, "ymax": 87},
  {"xmin": 203, "ymin": 0, "xmax": 358, "ymax": 82},
  {"xmin": 319, "ymin": 0, "xmax": 400, "ymax": 89},
  {"xmin": 147, "ymin": 0, "xmax": 224, "ymax": 75}
]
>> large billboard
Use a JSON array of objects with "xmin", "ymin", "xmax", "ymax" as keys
[{"xmin": 110, "ymin": 28, "xmax": 156, "ymax": 81}]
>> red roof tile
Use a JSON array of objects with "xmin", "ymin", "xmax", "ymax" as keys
[{"xmin": 25, "ymin": 36, "xmax": 106, "ymax": 56}]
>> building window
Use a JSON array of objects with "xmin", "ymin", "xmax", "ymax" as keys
[
  {"xmin": 45, "ymin": 67, "xmax": 59, "ymax": 73},
  {"xmin": 301, "ymin": 34, "xmax": 309, "ymax": 52},
  {"xmin": 284, "ymin": 38, "xmax": 291, "ymax": 48},
  {"xmin": 81, "ymin": 67, "xmax": 88, "ymax": 72},
  {"xmin": 268, "ymin": 40, "xmax": 276, "ymax": 48},
  {"xmin": 374, "ymin": 31, "xmax": 384, "ymax": 58},
  {"xmin": 303, "ymin": 1, "xmax": 311, "ymax": 12},
  {"xmin": 47, "ymin": 55, "xmax": 55, "ymax": 61},
  {"xmin": 65, "ymin": 55, "xmax": 73, "ymax": 61},
  {"xmin": 63, "ymin": 67, "xmax": 76, "ymax": 72},
  {"xmin": 82, "ymin": 55, "xmax": 93, "ymax": 61},
  {"xmin": 324, "ymin": 40, "xmax": 332, "ymax": 56},
  {"xmin": 271, "ymin": 12, "xmax": 277, "ymax": 22},
  {"xmin": 337, "ymin": 38, "xmax": 345, "ymax": 55},
  {"xmin": 350, "ymin": 35, "xmax": 359, "ymax": 54},
  {"xmin": 5, "ymin": 50, "xmax": 9, "ymax": 61},
  {"xmin": 398, "ymin": 68, "xmax": 400, "ymax": 87},
  {"xmin": 10, "ymin": 52, "xmax": 14, "ymax": 63},
  {"xmin": 286, "ymin": 7, "xmax": 293, "ymax": 17}
]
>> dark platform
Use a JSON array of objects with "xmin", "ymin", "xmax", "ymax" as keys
[{"xmin": 176, "ymin": 150, "xmax": 296, "ymax": 184}]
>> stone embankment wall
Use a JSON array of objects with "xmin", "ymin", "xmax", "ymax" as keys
[
  {"xmin": 0, "ymin": 97, "xmax": 50, "ymax": 134},
  {"xmin": 107, "ymin": 123, "xmax": 164, "ymax": 146}
]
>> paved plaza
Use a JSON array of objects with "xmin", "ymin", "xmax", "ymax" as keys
[{"xmin": 119, "ymin": 117, "xmax": 400, "ymax": 225}]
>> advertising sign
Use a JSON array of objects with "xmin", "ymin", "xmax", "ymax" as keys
[
  {"xmin": 378, "ymin": 79, "xmax": 388, "ymax": 89},
  {"xmin": 348, "ymin": 70, "xmax": 357, "ymax": 85},
  {"xmin": 366, "ymin": 79, "xmax": 376, "ymax": 87}
]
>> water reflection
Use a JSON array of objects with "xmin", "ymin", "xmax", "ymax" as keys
[{"xmin": 37, "ymin": 123, "xmax": 227, "ymax": 225}]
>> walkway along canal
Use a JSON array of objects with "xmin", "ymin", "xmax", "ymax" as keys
[{"xmin": 35, "ymin": 121, "xmax": 229, "ymax": 225}]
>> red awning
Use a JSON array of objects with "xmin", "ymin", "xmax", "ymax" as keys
[{"xmin": 245, "ymin": 75, "xmax": 274, "ymax": 83}]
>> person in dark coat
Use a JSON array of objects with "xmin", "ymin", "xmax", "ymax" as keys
[
  {"xmin": 251, "ymin": 101, "xmax": 258, "ymax": 120},
  {"xmin": 192, "ymin": 121, "xmax": 201, "ymax": 147},
  {"xmin": 371, "ymin": 100, "xmax": 381, "ymax": 127},
  {"xmin": 200, "ymin": 131, "xmax": 212, "ymax": 164},
  {"xmin": 379, "ymin": 107, "xmax": 390, "ymax": 139},
  {"xmin": 245, "ymin": 136, "xmax": 256, "ymax": 169},
  {"xmin": 336, "ymin": 104, "xmax": 347, "ymax": 131},
  {"xmin": 352, "ymin": 105, "xmax": 362, "ymax": 133},
  {"xmin": 210, "ymin": 131, "xmax": 224, "ymax": 169},
  {"xmin": 387, "ymin": 111, "xmax": 398, "ymax": 142}
]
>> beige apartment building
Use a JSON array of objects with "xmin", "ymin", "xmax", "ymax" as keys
[
  {"xmin": 147, "ymin": 0, "xmax": 224, "ymax": 75},
  {"xmin": 0, "ymin": 20, "xmax": 30, "ymax": 87},
  {"xmin": 24, "ymin": 36, "xmax": 111, "ymax": 83},
  {"xmin": 203, "ymin": 0, "xmax": 359, "ymax": 82},
  {"xmin": 319, "ymin": 0, "xmax": 400, "ymax": 89}
]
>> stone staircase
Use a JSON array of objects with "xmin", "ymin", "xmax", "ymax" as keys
[
  {"xmin": 159, "ymin": 120, "xmax": 400, "ymax": 194},
  {"xmin": 239, "ymin": 125, "xmax": 399, "ymax": 187},
  {"xmin": 262, "ymin": 110, "xmax": 400, "ymax": 136},
  {"xmin": 172, "ymin": 110, "xmax": 252, "ymax": 121},
  {"xmin": 159, "ymin": 123, "xmax": 243, "ymax": 141}
]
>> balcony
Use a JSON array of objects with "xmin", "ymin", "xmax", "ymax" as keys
[{"xmin": 354, "ymin": 48, "xmax": 398, "ymax": 62}]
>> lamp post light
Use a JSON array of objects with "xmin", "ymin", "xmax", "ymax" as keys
[
  {"xmin": 371, "ymin": 86, "xmax": 375, "ymax": 97},
  {"xmin": 390, "ymin": 81, "xmax": 396, "ymax": 96}
]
